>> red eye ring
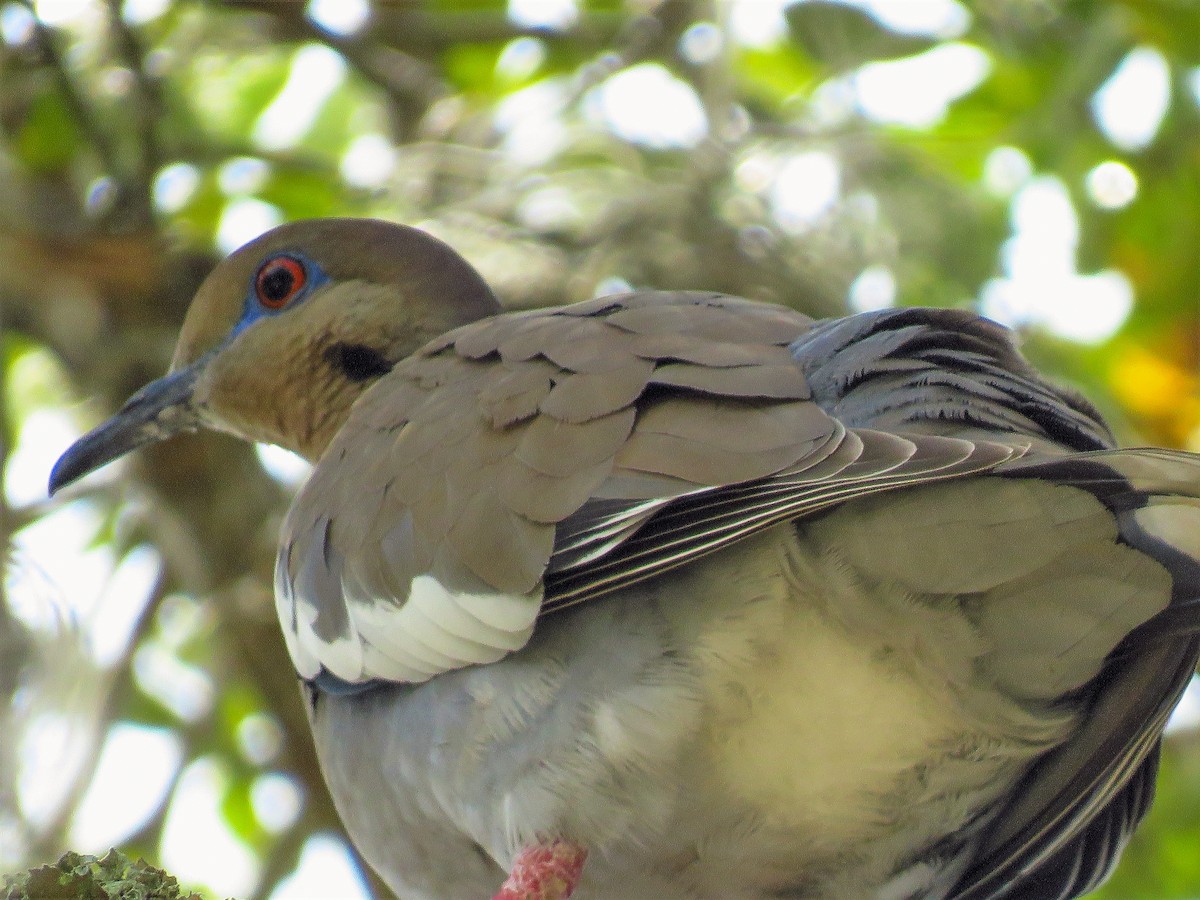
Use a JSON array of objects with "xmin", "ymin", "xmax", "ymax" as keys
[{"xmin": 255, "ymin": 256, "xmax": 307, "ymax": 310}]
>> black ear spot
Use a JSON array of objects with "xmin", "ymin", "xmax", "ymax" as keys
[{"xmin": 325, "ymin": 342, "xmax": 393, "ymax": 382}]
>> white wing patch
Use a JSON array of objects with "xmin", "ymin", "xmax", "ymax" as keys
[{"xmin": 275, "ymin": 510, "xmax": 541, "ymax": 683}]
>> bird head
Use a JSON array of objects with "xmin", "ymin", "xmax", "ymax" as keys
[{"xmin": 49, "ymin": 218, "xmax": 501, "ymax": 493}]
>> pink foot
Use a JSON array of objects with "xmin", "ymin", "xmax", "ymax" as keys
[{"xmin": 492, "ymin": 840, "xmax": 588, "ymax": 900}]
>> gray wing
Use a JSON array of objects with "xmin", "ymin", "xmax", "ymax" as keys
[
  {"xmin": 541, "ymin": 307, "xmax": 1200, "ymax": 900},
  {"xmin": 785, "ymin": 309, "xmax": 1200, "ymax": 900},
  {"xmin": 801, "ymin": 312, "xmax": 1195, "ymax": 900},
  {"xmin": 543, "ymin": 307, "xmax": 1117, "ymax": 611}
]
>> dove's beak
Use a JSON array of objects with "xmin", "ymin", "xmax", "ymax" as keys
[{"xmin": 49, "ymin": 358, "xmax": 208, "ymax": 495}]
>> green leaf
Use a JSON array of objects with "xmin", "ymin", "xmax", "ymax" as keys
[
  {"xmin": 734, "ymin": 45, "xmax": 817, "ymax": 110},
  {"xmin": 220, "ymin": 778, "xmax": 263, "ymax": 846},
  {"xmin": 14, "ymin": 90, "xmax": 81, "ymax": 173},
  {"xmin": 444, "ymin": 43, "xmax": 506, "ymax": 93},
  {"xmin": 183, "ymin": 49, "xmax": 293, "ymax": 142}
]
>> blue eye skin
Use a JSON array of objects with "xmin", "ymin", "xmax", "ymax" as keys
[{"xmin": 236, "ymin": 252, "xmax": 328, "ymax": 333}]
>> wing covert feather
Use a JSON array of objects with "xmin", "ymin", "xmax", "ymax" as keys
[{"xmin": 276, "ymin": 291, "xmax": 823, "ymax": 684}]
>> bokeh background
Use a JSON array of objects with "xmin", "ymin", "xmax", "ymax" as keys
[{"xmin": 2, "ymin": 0, "xmax": 1199, "ymax": 897}]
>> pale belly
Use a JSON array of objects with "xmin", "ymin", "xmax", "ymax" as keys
[{"xmin": 309, "ymin": 521, "xmax": 1078, "ymax": 899}]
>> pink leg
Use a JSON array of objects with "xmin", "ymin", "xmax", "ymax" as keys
[{"xmin": 492, "ymin": 840, "xmax": 588, "ymax": 900}]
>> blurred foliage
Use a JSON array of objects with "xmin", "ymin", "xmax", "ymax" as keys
[{"xmin": 0, "ymin": 0, "xmax": 1198, "ymax": 898}]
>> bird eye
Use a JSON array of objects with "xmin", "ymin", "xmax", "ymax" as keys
[{"xmin": 255, "ymin": 256, "xmax": 307, "ymax": 310}]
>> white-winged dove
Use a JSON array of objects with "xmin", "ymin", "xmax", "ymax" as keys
[{"xmin": 51, "ymin": 218, "xmax": 1200, "ymax": 900}]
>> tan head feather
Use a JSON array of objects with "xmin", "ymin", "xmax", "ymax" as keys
[{"xmin": 175, "ymin": 218, "xmax": 502, "ymax": 460}]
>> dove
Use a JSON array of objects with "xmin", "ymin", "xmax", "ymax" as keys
[{"xmin": 51, "ymin": 218, "xmax": 1200, "ymax": 899}]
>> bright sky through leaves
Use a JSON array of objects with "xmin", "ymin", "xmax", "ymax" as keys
[
  {"xmin": 1091, "ymin": 47, "xmax": 1170, "ymax": 151},
  {"xmin": 853, "ymin": 43, "xmax": 991, "ymax": 127},
  {"xmin": 160, "ymin": 759, "xmax": 260, "ymax": 897},
  {"xmin": 253, "ymin": 44, "xmax": 347, "ymax": 152},
  {"xmin": 585, "ymin": 63, "xmax": 708, "ymax": 148},
  {"xmin": 508, "ymin": 0, "xmax": 578, "ymax": 31},
  {"xmin": 306, "ymin": 0, "xmax": 370, "ymax": 36},
  {"xmin": 269, "ymin": 834, "xmax": 372, "ymax": 900},
  {"xmin": 68, "ymin": 724, "xmax": 181, "ymax": 850},
  {"xmin": 217, "ymin": 198, "xmax": 284, "ymax": 254}
]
